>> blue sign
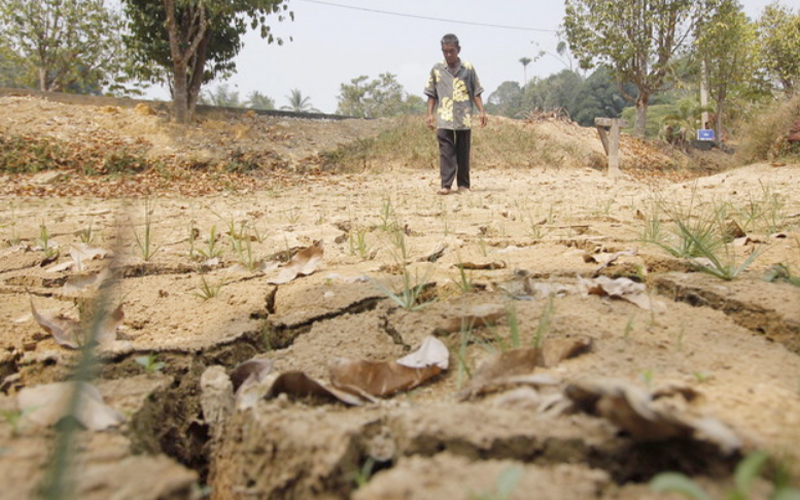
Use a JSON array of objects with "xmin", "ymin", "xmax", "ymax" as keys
[{"xmin": 697, "ymin": 129, "xmax": 715, "ymax": 141}]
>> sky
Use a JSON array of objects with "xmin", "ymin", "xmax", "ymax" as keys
[{"xmin": 143, "ymin": 0, "xmax": 781, "ymax": 114}]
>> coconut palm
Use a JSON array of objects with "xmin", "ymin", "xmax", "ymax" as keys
[
  {"xmin": 281, "ymin": 88, "xmax": 319, "ymax": 113},
  {"xmin": 519, "ymin": 57, "xmax": 532, "ymax": 85}
]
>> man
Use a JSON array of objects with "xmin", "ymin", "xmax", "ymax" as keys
[{"xmin": 424, "ymin": 33, "xmax": 488, "ymax": 195}]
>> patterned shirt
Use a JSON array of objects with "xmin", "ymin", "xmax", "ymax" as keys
[{"xmin": 424, "ymin": 60, "xmax": 484, "ymax": 130}]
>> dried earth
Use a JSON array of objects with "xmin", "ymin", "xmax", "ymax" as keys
[{"xmin": 0, "ymin": 94, "xmax": 799, "ymax": 500}]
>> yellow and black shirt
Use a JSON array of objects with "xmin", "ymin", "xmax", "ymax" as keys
[{"xmin": 424, "ymin": 60, "xmax": 484, "ymax": 131}]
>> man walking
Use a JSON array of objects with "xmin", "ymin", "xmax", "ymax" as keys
[{"xmin": 425, "ymin": 33, "xmax": 488, "ymax": 195}]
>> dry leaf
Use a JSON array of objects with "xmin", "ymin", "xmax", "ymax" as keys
[
  {"xmin": 264, "ymin": 371, "xmax": 364, "ymax": 406},
  {"xmin": 70, "ymin": 243, "xmax": 111, "ymax": 272},
  {"xmin": 454, "ymin": 261, "xmax": 507, "ymax": 270},
  {"xmin": 63, "ymin": 267, "xmax": 112, "ymax": 293},
  {"xmin": 268, "ymin": 240, "xmax": 324, "ymax": 284},
  {"xmin": 229, "ymin": 358, "xmax": 274, "ymax": 392},
  {"xmin": 330, "ymin": 336, "xmax": 448, "ymax": 397},
  {"xmin": 17, "ymin": 381, "xmax": 125, "ymax": 430},
  {"xmin": 565, "ymin": 378, "xmax": 741, "ymax": 454},
  {"xmin": 30, "ymin": 297, "xmax": 83, "ymax": 349},
  {"xmin": 591, "ymin": 249, "xmax": 638, "ymax": 277},
  {"xmin": 459, "ymin": 338, "xmax": 592, "ymax": 400},
  {"xmin": 200, "ymin": 366, "xmax": 234, "ymax": 438},
  {"xmin": 578, "ymin": 276, "xmax": 665, "ymax": 312},
  {"xmin": 30, "ymin": 297, "xmax": 124, "ymax": 348},
  {"xmin": 435, "ymin": 303, "xmax": 506, "ymax": 334}
]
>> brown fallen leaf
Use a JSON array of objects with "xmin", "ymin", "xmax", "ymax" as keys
[
  {"xmin": 63, "ymin": 267, "xmax": 112, "ymax": 293},
  {"xmin": 565, "ymin": 378, "xmax": 741, "ymax": 454},
  {"xmin": 578, "ymin": 276, "xmax": 665, "ymax": 312},
  {"xmin": 330, "ymin": 336, "xmax": 448, "ymax": 397},
  {"xmin": 267, "ymin": 240, "xmax": 324, "ymax": 285},
  {"xmin": 459, "ymin": 337, "xmax": 593, "ymax": 400},
  {"xmin": 454, "ymin": 261, "xmax": 507, "ymax": 270},
  {"xmin": 17, "ymin": 381, "xmax": 125, "ymax": 431},
  {"xmin": 265, "ymin": 371, "xmax": 365, "ymax": 406},
  {"xmin": 30, "ymin": 297, "xmax": 83, "ymax": 349},
  {"xmin": 229, "ymin": 358, "xmax": 274, "ymax": 393},
  {"xmin": 591, "ymin": 249, "xmax": 638, "ymax": 277},
  {"xmin": 30, "ymin": 296, "xmax": 124, "ymax": 349},
  {"xmin": 435, "ymin": 303, "xmax": 506, "ymax": 334}
]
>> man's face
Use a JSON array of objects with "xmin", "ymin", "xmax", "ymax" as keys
[{"xmin": 441, "ymin": 43, "xmax": 460, "ymax": 66}]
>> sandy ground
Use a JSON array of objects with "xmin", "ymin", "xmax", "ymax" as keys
[{"xmin": 0, "ymin": 95, "xmax": 799, "ymax": 499}]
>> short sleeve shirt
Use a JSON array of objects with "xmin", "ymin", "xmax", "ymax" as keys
[{"xmin": 424, "ymin": 60, "xmax": 484, "ymax": 130}]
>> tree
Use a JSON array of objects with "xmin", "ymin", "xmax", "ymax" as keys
[
  {"xmin": 757, "ymin": 2, "xmax": 800, "ymax": 96},
  {"xmin": 519, "ymin": 57, "xmax": 532, "ymax": 84},
  {"xmin": 246, "ymin": 90, "xmax": 275, "ymax": 110},
  {"xmin": 695, "ymin": 0, "xmax": 757, "ymax": 144},
  {"xmin": 522, "ymin": 69, "xmax": 584, "ymax": 118},
  {"xmin": 122, "ymin": 0, "xmax": 292, "ymax": 123},
  {"xmin": 0, "ymin": 0, "xmax": 124, "ymax": 93},
  {"xmin": 337, "ymin": 73, "xmax": 423, "ymax": 118},
  {"xmin": 486, "ymin": 81, "xmax": 523, "ymax": 117},
  {"xmin": 564, "ymin": 0, "xmax": 711, "ymax": 136},
  {"xmin": 199, "ymin": 83, "xmax": 242, "ymax": 107},
  {"xmin": 282, "ymin": 88, "xmax": 318, "ymax": 112}
]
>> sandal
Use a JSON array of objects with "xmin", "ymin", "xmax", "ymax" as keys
[{"xmin": 437, "ymin": 188, "xmax": 451, "ymax": 195}]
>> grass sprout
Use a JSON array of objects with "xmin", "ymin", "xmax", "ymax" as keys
[
  {"xmin": 533, "ymin": 297, "xmax": 554, "ymax": 348},
  {"xmin": 194, "ymin": 276, "xmax": 224, "ymax": 300},
  {"xmin": 132, "ymin": 199, "xmax": 159, "ymax": 261},
  {"xmin": 650, "ymin": 451, "xmax": 800, "ymax": 500}
]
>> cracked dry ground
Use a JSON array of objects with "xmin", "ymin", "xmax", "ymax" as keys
[{"xmin": 1, "ymin": 162, "xmax": 799, "ymax": 500}]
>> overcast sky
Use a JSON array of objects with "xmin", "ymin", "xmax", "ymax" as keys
[{"xmin": 144, "ymin": 0, "xmax": 782, "ymax": 114}]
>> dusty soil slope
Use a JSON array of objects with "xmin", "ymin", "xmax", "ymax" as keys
[{"xmin": 0, "ymin": 95, "xmax": 799, "ymax": 500}]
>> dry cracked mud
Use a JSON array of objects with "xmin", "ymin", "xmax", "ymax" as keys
[{"xmin": 0, "ymin": 95, "xmax": 799, "ymax": 500}]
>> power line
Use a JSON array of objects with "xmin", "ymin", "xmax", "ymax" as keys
[{"xmin": 296, "ymin": 0, "xmax": 558, "ymax": 33}]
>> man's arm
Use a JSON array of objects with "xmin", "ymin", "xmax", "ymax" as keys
[
  {"xmin": 473, "ymin": 94, "xmax": 488, "ymax": 128},
  {"xmin": 426, "ymin": 96, "xmax": 437, "ymax": 130}
]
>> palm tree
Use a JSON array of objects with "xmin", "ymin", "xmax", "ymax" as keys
[
  {"xmin": 281, "ymin": 88, "xmax": 318, "ymax": 113},
  {"xmin": 519, "ymin": 57, "xmax": 532, "ymax": 85},
  {"xmin": 246, "ymin": 90, "xmax": 275, "ymax": 111}
]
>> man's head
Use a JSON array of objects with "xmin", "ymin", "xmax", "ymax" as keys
[{"xmin": 440, "ymin": 33, "xmax": 460, "ymax": 66}]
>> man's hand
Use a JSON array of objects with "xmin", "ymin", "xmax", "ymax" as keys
[
  {"xmin": 479, "ymin": 112, "xmax": 488, "ymax": 128},
  {"xmin": 426, "ymin": 114, "xmax": 435, "ymax": 130}
]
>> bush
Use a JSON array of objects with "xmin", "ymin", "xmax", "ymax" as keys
[{"xmin": 737, "ymin": 94, "xmax": 800, "ymax": 163}]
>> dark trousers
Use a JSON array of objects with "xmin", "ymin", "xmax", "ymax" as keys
[{"xmin": 437, "ymin": 129, "xmax": 471, "ymax": 189}]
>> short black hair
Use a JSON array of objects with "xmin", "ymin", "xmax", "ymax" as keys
[{"xmin": 440, "ymin": 34, "xmax": 460, "ymax": 48}]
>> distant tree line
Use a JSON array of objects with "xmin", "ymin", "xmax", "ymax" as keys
[{"xmin": 0, "ymin": 0, "xmax": 797, "ymax": 137}]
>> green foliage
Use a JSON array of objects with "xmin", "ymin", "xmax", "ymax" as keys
[
  {"xmin": 121, "ymin": 0, "xmax": 293, "ymax": 123},
  {"xmin": 0, "ymin": 0, "xmax": 126, "ymax": 93},
  {"xmin": 695, "ymin": 0, "xmax": 759, "ymax": 142},
  {"xmin": 485, "ymin": 81, "xmax": 523, "ymax": 118},
  {"xmin": 564, "ymin": 0, "xmax": 710, "ymax": 136},
  {"xmin": 193, "ymin": 276, "xmax": 224, "ymax": 300},
  {"xmin": 337, "ymin": 73, "xmax": 425, "ymax": 118},
  {"xmin": 757, "ymin": 3, "xmax": 800, "ymax": 96},
  {"xmin": 246, "ymin": 90, "xmax": 275, "ymax": 110},
  {"xmin": 650, "ymin": 451, "xmax": 800, "ymax": 500},
  {"xmin": 281, "ymin": 88, "xmax": 319, "ymax": 113},
  {"xmin": 133, "ymin": 199, "xmax": 159, "ymax": 261},
  {"xmin": 135, "ymin": 353, "xmax": 166, "ymax": 374},
  {"xmin": 200, "ymin": 84, "xmax": 242, "ymax": 108}
]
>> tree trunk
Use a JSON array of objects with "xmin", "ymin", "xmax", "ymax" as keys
[
  {"xmin": 715, "ymin": 99, "xmax": 724, "ymax": 147},
  {"xmin": 172, "ymin": 61, "xmax": 189, "ymax": 124},
  {"xmin": 634, "ymin": 92, "xmax": 649, "ymax": 138}
]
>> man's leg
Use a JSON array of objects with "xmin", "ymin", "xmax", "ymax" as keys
[
  {"xmin": 455, "ymin": 129, "xmax": 471, "ymax": 189},
  {"xmin": 437, "ymin": 129, "xmax": 457, "ymax": 190}
]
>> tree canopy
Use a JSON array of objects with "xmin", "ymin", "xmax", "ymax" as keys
[
  {"xmin": 0, "ymin": 0, "xmax": 124, "ymax": 93},
  {"xmin": 564, "ymin": 0, "xmax": 713, "ymax": 136},
  {"xmin": 121, "ymin": 0, "xmax": 292, "ymax": 123},
  {"xmin": 337, "ymin": 73, "xmax": 425, "ymax": 118},
  {"xmin": 757, "ymin": 2, "xmax": 800, "ymax": 96}
]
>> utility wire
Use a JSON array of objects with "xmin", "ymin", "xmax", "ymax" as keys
[{"xmin": 296, "ymin": 0, "xmax": 558, "ymax": 33}]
